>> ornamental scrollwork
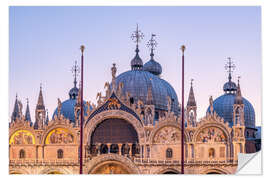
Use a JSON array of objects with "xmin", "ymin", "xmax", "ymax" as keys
[{"xmin": 153, "ymin": 126, "xmax": 181, "ymax": 144}]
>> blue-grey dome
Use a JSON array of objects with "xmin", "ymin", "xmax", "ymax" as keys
[
  {"xmin": 52, "ymin": 99, "xmax": 88, "ymax": 123},
  {"xmin": 115, "ymin": 70, "xmax": 179, "ymax": 115},
  {"xmin": 223, "ymin": 81, "xmax": 237, "ymax": 92},
  {"xmin": 143, "ymin": 59, "xmax": 162, "ymax": 76},
  {"xmin": 207, "ymin": 93, "xmax": 255, "ymax": 128}
]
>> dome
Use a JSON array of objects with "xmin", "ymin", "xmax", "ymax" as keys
[
  {"xmin": 223, "ymin": 81, "xmax": 237, "ymax": 92},
  {"xmin": 207, "ymin": 93, "xmax": 255, "ymax": 128},
  {"xmin": 143, "ymin": 59, "xmax": 162, "ymax": 76},
  {"xmin": 131, "ymin": 49, "xmax": 143, "ymax": 70},
  {"xmin": 69, "ymin": 87, "xmax": 79, "ymax": 99},
  {"xmin": 115, "ymin": 70, "xmax": 179, "ymax": 115},
  {"xmin": 52, "ymin": 99, "xmax": 88, "ymax": 123}
]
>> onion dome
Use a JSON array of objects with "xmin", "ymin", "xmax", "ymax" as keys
[
  {"xmin": 143, "ymin": 34, "xmax": 162, "ymax": 76},
  {"xmin": 143, "ymin": 59, "xmax": 162, "ymax": 76},
  {"xmin": 207, "ymin": 58, "xmax": 255, "ymax": 128}
]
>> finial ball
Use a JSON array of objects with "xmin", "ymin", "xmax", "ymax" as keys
[
  {"xmin": 80, "ymin": 45, "xmax": 85, "ymax": 53},
  {"xmin": 181, "ymin": 45, "xmax": 186, "ymax": 53}
]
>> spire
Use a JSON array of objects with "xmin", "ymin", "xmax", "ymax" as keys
[
  {"xmin": 130, "ymin": 24, "xmax": 144, "ymax": 70},
  {"xmin": 234, "ymin": 76, "xmax": 243, "ymax": 104},
  {"xmin": 69, "ymin": 61, "xmax": 80, "ymax": 99},
  {"xmin": 37, "ymin": 83, "xmax": 45, "ymax": 109},
  {"xmin": 187, "ymin": 79, "xmax": 196, "ymax": 106},
  {"xmin": 146, "ymin": 79, "xmax": 154, "ymax": 105},
  {"xmin": 11, "ymin": 94, "xmax": 20, "ymax": 122},
  {"xmin": 25, "ymin": 98, "xmax": 31, "ymax": 122},
  {"xmin": 45, "ymin": 109, "xmax": 49, "ymax": 125}
]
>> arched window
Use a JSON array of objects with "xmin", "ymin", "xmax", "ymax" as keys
[
  {"xmin": 166, "ymin": 148, "xmax": 173, "ymax": 158},
  {"xmin": 57, "ymin": 149, "xmax": 63, "ymax": 159},
  {"xmin": 19, "ymin": 149, "xmax": 25, "ymax": 159},
  {"xmin": 209, "ymin": 148, "xmax": 215, "ymax": 158}
]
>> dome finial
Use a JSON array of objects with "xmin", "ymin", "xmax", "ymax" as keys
[
  {"xmin": 130, "ymin": 24, "xmax": 144, "ymax": 70},
  {"xmin": 147, "ymin": 34, "xmax": 157, "ymax": 60},
  {"xmin": 71, "ymin": 60, "xmax": 80, "ymax": 88},
  {"xmin": 225, "ymin": 57, "xmax": 236, "ymax": 82}
]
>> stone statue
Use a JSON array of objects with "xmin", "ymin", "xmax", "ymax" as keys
[
  {"xmin": 57, "ymin": 98, "xmax": 62, "ymax": 116},
  {"xmin": 209, "ymin": 96, "xmax": 214, "ymax": 114},
  {"xmin": 111, "ymin": 63, "xmax": 117, "ymax": 79},
  {"xmin": 167, "ymin": 96, "xmax": 172, "ymax": 112}
]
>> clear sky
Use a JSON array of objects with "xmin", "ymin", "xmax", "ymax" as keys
[{"xmin": 9, "ymin": 6, "xmax": 261, "ymax": 126}]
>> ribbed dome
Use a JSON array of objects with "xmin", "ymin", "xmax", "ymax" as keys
[
  {"xmin": 69, "ymin": 87, "xmax": 79, "ymax": 99},
  {"xmin": 115, "ymin": 70, "xmax": 179, "ymax": 115},
  {"xmin": 52, "ymin": 99, "xmax": 88, "ymax": 123},
  {"xmin": 207, "ymin": 93, "xmax": 255, "ymax": 128},
  {"xmin": 143, "ymin": 59, "xmax": 162, "ymax": 76}
]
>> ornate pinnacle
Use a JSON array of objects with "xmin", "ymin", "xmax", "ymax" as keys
[
  {"xmin": 147, "ymin": 34, "xmax": 157, "ymax": 60},
  {"xmin": 191, "ymin": 79, "xmax": 194, "ymax": 86},
  {"xmin": 237, "ymin": 76, "xmax": 241, "ymax": 85},
  {"xmin": 225, "ymin": 57, "xmax": 236, "ymax": 82},
  {"xmin": 131, "ymin": 24, "xmax": 144, "ymax": 52}
]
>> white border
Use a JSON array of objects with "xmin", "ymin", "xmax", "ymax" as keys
[{"xmin": 1, "ymin": 0, "xmax": 268, "ymax": 180}]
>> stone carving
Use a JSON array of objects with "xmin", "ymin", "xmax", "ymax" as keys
[
  {"xmin": 234, "ymin": 128, "xmax": 243, "ymax": 137},
  {"xmin": 197, "ymin": 127, "xmax": 226, "ymax": 142},
  {"xmin": 96, "ymin": 92, "xmax": 103, "ymax": 105},
  {"xmin": 111, "ymin": 63, "xmax": 117, "ymax": 79},
  {"xmin": 153, "ymin": 126, "xmax": 181, "ymax": 144},
  {"xmin": 47, "ymin": 128, "xmax": 74, "ymax": 144},
  {"xmin": 145, "ymin": 107, "xmax": 153, "ymax": 125},
  {"xmin": 104, "ymin": 82, "xmax": 110, "ymax": 97},
  {"xmin": 167, "ymin": 96, "xmax": 171, "ymax": 113},
  {"xmin": 108, "ymin": 98, "xmax": 121, "ymax": 109}
]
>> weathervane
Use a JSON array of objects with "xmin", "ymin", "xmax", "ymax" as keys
[
  {"xmin": 147, "ymin": 34, "xmax": 157, "ymax": 59},
  {"xmin": 71, "ymin": 61, "xmax": 80, "ymax": 88},
  {"xmin": 131, "ymin": 24, "xmax": 144, "ymax": 51},
  {"xmin": 225, "ymin": 57, "xmax": 236, "ymax": 82}
]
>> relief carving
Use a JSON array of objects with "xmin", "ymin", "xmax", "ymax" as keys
[
  {"xmin": 196, "ymin": 127, "xmax": 226, "ymax": 142},
  {"xmin": 153, "ymin": 126, "xmax": 181, "ymax": 143}
]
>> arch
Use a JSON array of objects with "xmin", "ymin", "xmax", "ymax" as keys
[
  {"xmin": 91, "ymin": 118, "xmax": 138, "ymax": 144},
  {"xmin": 19, "ymin": 149, "xmax": 25, "ymax": 159},
  {"xmin": 193, "ymin": 123, "xmax": 231, "ymax": 143},
  {"xmin": 44, "ymin": 127, "xmax": 76, "ymax": 145},
  {"xmin": 41, "ymin": 124, "xmax": 78, "ymax": 145},
  {"xmin": 84, "ymin": 110, "xmax": 145, "ymax": 145},
  {"xmin": 9, "ymin": 129, "xmax": 35, "ymax": 145},
  {"xmin": 154, "ymin": 168, "xmax": 180, "ymax": 174},
  {"xmin": 40, "ymin": 167, "xmax": 72, "ymax": 174},
  {"xmin": 86, "ymin": 154, "xmax": 140, "ymax": 174},
  {"xmin": 166, "ymin": 148, "xmax": 173, "ymax": 158},
  {"xmin": 201, "ymin": 168, "xmax": 231, "ymax": 174},
  {"xmin": 9, "ymin": 168, "xmax": 30, "ymax": 174},
  {"xmin": 57, "ymin": 149, "xmax": 63, "ymax": 159},
  {"xmin": 150, "ymin": 122, "xmax": 190, "ymax": 144}
]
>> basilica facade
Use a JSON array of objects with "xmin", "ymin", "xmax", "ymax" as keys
[{"xmin": 9, "ymin": 28, "xmax": 260, "ymax": 174}]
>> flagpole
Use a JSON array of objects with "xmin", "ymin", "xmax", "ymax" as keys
[
  {"xmin": 181, "ymin": 45, "xmax": 185, "ymax": 174},
  {"xmin": 79, "ymin": 45, "xmax": 85, "ymax": 174}
]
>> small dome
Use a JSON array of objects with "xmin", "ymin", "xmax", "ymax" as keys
[
  {"xmin": 69, "ymin": 87, "xmax": 79, "ymax": 99},
  {"xmin": 52, "ymin": 99, "xmax": 89, "ymax": 123},
  {"xmin": 207, "ymin": 93, "xmax": 255, "ymax": 128},
  {"xmin": 143, "ymin": 59, "xmax": 162, "ymax": 76},
  {"xmin": 131, "ymin": 54, "xmax": 143, "ymax": 70},
  {"xmin": 223, "ymin": 81, "xmax": 237, "ymax": 92}
]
